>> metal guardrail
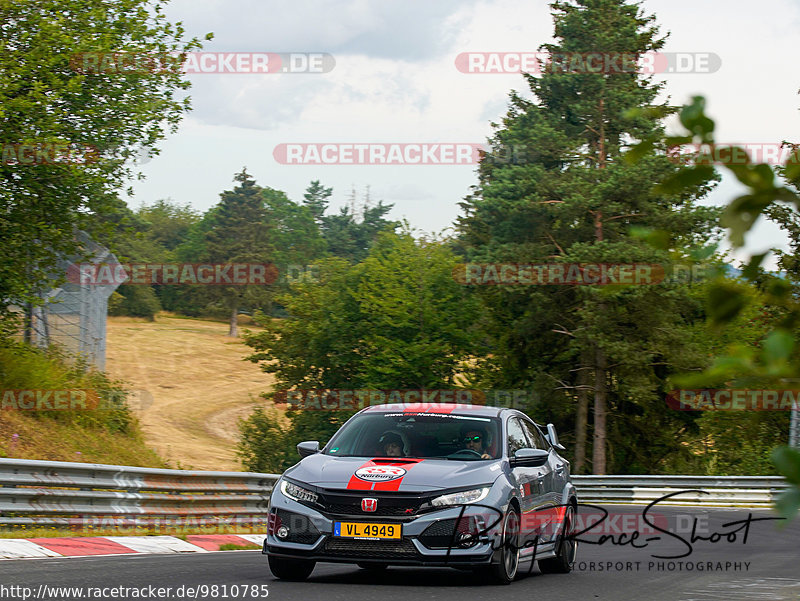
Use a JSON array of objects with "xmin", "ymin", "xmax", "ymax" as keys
[
  {"xmin": 0, "ymin": 458, "xmax": 789, "ymax": 529},
  {"xmin": 0, "ymin": 458, "xmax": 279, "ymax": 528}
]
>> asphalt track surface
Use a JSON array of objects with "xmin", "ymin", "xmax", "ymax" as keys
[{"xmin": 2, "ymin": 506, "xmax": 799, "ymax": 601}]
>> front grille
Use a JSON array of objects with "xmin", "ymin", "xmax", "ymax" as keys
[
  {"xmin": 317, "ymin": 491, "xmax": 431, "ymax": 517},
  {"xmin": 322, "ymin": 503, "xmax": 419, "ymax": 517},
  {"xmin": 324, "ymin": 537, "xmax": 418, "ymax": 557},
  {"xmin": 274, "ymin": 509, "xmax": 321, "ymax": 545}
]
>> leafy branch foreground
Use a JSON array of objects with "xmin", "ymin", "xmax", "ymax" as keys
[{"xmin": 632, "ymin": 96, "xmax": 800, "ymax": 518}]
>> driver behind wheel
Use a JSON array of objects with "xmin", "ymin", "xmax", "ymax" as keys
[{"xmin": 461, "ymin": 426, "xmax": 491, "ymax": 459}]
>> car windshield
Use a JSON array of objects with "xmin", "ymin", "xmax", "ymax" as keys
[{"xmin": 324, "ymin": 412, "xmax": 502, "ymax": 460}]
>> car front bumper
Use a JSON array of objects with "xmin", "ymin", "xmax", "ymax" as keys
[{"xmin": 263, "ymin": 489, "xmax": 503, "ymax": 567}]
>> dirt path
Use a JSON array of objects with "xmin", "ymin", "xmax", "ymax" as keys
[{"xmin": 104, "ymin": 315, "xmax": 274, "ymax": 470}]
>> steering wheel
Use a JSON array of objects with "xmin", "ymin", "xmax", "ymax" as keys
[{"xmin": 448, "ymin": 449, "xmax": 483, "ymax": 459}]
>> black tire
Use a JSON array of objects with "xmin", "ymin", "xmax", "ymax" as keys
[
  {"xmin": 483, "ymin": 506, "xmax": 520, "ymax": 585},
  {"xmin": 539, "ymin": 503, "xmax": 577, "ymax": 574},
  {"xmin": 357, "ymin": 562, "xmax": 388, "ymax": 571},
  {"xmin": 268, "ymin": 555, "xmax": 316, "ymax": 581}
]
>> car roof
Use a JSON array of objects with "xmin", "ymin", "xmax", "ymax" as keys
[{"xmin": 361, "ymin": 402, "xmax": 505, "ymax": 418}]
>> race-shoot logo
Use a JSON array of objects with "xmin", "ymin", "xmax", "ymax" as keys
[{"xmin": 354, "ymin": 466, "xmax": 407, "ymax": 482}]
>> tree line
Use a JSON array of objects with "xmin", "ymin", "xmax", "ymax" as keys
[
  {"xmin": 238, "ymin": 0, "xmax": 797, "ymax": 479},
  {"xmin": 101, "ymin": 172, "xmax": 395, "ymax": 336},
  {"xmin": 2, "ymin": 0, "xmax": 799, "ymax": 496}
]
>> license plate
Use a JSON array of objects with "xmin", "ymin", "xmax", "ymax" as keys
[{"xmin": 334, "ymin": 522, "xmax": 402, "ymax": 539}]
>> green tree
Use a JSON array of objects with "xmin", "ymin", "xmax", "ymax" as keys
[
  {"xmin": 239, "ymin": 230, "xmax": 481, "ymax": 472},
  {"xmin": 0, "ymin": 0, "xmax": 209, "ymax": 329},
  {"xmin": 188, "ymin": 170, "xmax": 276, "ymax": 336},
  {"xmin": 90, "ymin": 199, "xmax": 200, "ymax": 320},
  {"xmin": 264, "ymin": 187, "xmax": 326, "ymax": 271},
  {"xmin": 136, "ymin": 199, "xmax": 200, "ymax": 252},
  {"xmin": 457, "ymin": 0, "xmax": 719, "ymax": 473},
  {"xmin": 173, "ymin": 171, "xmax": 324, "ymax": 330},
  {"xmin": 302, "ymin": 180, "xmax": 332, "ymax": 223}
]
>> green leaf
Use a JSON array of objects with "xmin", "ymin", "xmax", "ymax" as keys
[
  {"xmin": 706, "ymin": 280, "xmax": 749, "ymax": 326},
  {"xmin": 664, "ymin": 135, "xmax": 694, "ymax": 148},
  {"xmin": 679, "ymin": 96, "xmax": 715, "ymax": 140},
  {"xmin": 765, "ymin": 277, "xmax": 794, "ymax": 301},
  {"xmin": 655, "ymin": 165, "xmax": 716, "ymax": 194},
  {"xmin": 762, "ymin": 330, "xmax": 794, "ymax": 364},
  {"xmin": 624, "ymin": 137, "xmax": 655, "ymax": 164},
  {"xmin": 741, "ymin": 252, "xmax": 768, "ymax": 280},
  {"xmin": 629, "ymin": 227, "xmax": 670, "ymax": 250},
  {"xmin": 727, "ymin": 162, "xmax": 776, "ymax": 192},
  {"xmin": 784, "ymin": 149, "xmax": 800, "ymax": 182},
  {"xmin": 775, "ymin": 487, "xmax": 800, "ymax": 520},
  {"xmin": 720, "ymin": 194, "xmax": 773, "ymax": 247},
  {"xmin": 690, "ymin": 244, "xmax": 718, "ymax": 261}
]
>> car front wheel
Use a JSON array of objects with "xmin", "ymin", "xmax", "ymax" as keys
[{"xmin": 485, "ymin": 506, "xmax": 520, "ymax": 585}]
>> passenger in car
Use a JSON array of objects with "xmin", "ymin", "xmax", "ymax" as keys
[{"xmin": 462, "ymin": 427, "xmax": 491, "ymax": 459}]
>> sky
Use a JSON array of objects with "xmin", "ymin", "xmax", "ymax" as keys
[{"xmin": 129, "ymin": 0, "xmax": 800, "ymax": 265}]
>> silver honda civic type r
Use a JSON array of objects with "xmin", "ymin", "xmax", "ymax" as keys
[{"xmin": 263, "ymin": 403, "xmax": 578, "ymax": 584}]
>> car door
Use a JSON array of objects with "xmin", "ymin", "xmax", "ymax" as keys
[
  {"xmin": 507, "ymin": 416, "xmax": 548, "ymax": 548},
  {"xmin": 518, "ymin": 418, "xmax": 559, "ymax": 543}
]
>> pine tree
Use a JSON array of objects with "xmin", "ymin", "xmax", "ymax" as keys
[
  {"xmin": 458, "ymin": 0, "xmax": 719, "ymax": 473},
  {"xmin": 302, "ymin": 180, "xmax": 333, "ymax": 223},
  {"xmin": 200, "ymin": 169, "xmax": 276, "ymax": 337},
  {"xmin": 308, "ymin": 183, "xmax": 397, "ymax": 263}
]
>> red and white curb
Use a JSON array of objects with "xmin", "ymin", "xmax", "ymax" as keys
[{"xmin": 0, "ymin": 534, "xmax": 266, "ymax": 560}]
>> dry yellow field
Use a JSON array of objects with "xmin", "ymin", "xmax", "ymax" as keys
[{"xmin": 104, "ymin": 315, "xmax": 274, "ymax": 470}]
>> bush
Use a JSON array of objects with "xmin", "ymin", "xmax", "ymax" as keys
[
  {"xmin": 0, "ymin": 340, "xmax": 133, "ymax": 434},
  {"xmin": 237, "ymin": 406, "xmax": 293, "ymax": 473},
  {"xmin": 237, "ymin": 405, "xmax": 352, "ymax": 473}
]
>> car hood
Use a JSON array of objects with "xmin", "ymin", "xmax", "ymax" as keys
[{"xmin": 284, "ymin": 454, "xmax": 502, "ymax": 493}]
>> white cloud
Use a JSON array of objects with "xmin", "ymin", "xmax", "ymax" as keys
[{"xmin": 131, "ymin": 0, "xmax": 800, "ymax": 257}]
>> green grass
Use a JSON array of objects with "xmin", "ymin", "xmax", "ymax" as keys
[
  {"xmin": 0, "ymin": 339, "xmax": 166, "ymax": 467},
  {"xmin": 218, "ymin": 543, "xmax": 261, "ymax": 551}
]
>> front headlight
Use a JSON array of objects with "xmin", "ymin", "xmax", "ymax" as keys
[
  {"xmin": 280, "ymin": 479, "xmax": 319, "ymax": 504},
  {"xmin": 431, "ymin": 486, "xmax": 491, "ymax": 507}
]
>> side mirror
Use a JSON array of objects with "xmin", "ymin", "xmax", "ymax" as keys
[
  {"xmin": 510, "ymin": 448, "xmax": 549, "ymax": 467},
  {"xmin": 546, "ymin": 423, "xmax": 566, "ymax": 451},
  {"xmin": 297, "ymin": 441, "xmax": 320, "ymax": 458}
]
